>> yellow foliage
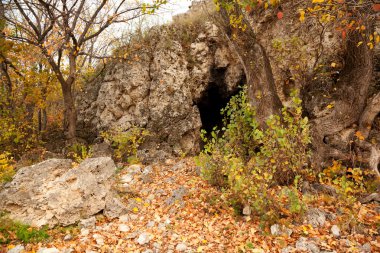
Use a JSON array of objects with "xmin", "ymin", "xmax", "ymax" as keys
[{"xmin": 0, "ymin": 152, "xmax": 15, "ymax": 183}]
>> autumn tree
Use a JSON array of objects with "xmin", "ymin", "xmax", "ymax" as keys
[
  {"xmin": 3, "ymin": 0, "xmax": 166, "ymax": 140},
  {"xmin": 213, "ymin": 0, "xmax": 379, "ymax": 172}
]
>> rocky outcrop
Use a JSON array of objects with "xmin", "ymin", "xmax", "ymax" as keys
[
  {"xmin": 77, "ymin": 17, "xmax": 244, "ymax": 158},
  {"xmin": 0, "ymin": 157, "xmax": 126, "ymax": 227}
]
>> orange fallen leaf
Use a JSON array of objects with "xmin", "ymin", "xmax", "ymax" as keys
[{"xmin": 277, "ymin": 11, "xmax": 284, "ymax": 20}]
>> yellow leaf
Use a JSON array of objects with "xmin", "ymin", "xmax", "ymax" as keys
[
  {"xmin": 132, "ymin": 207, "xmax": 139, "ymax": 213},
  {"xmin": 331, "ymin": 62, "xmax": 337, "ymax": 68},
  {"xmin": 326, "ymin": 104, "xmax": 334, "ymax": 109},
  {"xmin": 135, "ymin": 197, "xmax": 142, "ymax": 202},
  {"xmin": 357, "ymin": 41, "xmax": 363, "ymax": 47},
  {"xmin": 312, "ymin": 0, "xmax": 325, "ymax": 3},
  {"xmin": 299, "ymin": 9, "xmax": 305, "ymax": 22},
  {"xmin": 355, "ymin": 131, "xmax": 365, "ymax": 141}
]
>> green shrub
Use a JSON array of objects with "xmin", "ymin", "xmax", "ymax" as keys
[
  {"xmin": 101, "ymin": 127, "xmax": 149, "ymax": 163},
  {"xmin": 196, "ymin": 87, "xmax": 311, "ymax": 222},
  {"xmin": 0, "ymin": 214, "xmax": 49, "ymax": 244},
  {"xmin": 66, "ymin": 143, "xmax": 92, "ymax": 163}
]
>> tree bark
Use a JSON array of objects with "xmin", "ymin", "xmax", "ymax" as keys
[
  {"xmin": 217, "ymin": 3, "xmax": 282, "ymax": 127},
  {"xmin": 304, "ymin": 24, "xmax": 374, "ymax": 168},
  {"xmin": 61, "ymin": 80, "xmax": 77, "ymax": 140}
]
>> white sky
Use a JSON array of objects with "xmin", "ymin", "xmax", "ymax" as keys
[
  {"xmin": 145, "ymin": 0, "xmax": 193, "ymax": 24},
  {"xmin": 93, "ymin": 0, "xmax": 194, "ymax": 57}
]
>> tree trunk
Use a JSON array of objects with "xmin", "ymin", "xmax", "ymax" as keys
[
  {"xmin": 61, "ymin": 80, "xmax": 77, "ymax": 140},
  {"xmin": 302, "ymin": 23, "xmax": 374, "ymax": 168},
  {"xmin": 217, "ymin": 3, "xmax": 282, "ymax": 127},
  {"xmin": 38, "ymin": 108, "xmax": 47, "ymax": 132}
]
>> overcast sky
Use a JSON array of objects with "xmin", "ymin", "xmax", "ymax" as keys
[{"xmin": 147, "ymin": 0, "xmax": 193, "ymax": 24}]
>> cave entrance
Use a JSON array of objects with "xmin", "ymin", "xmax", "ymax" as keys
[{"xmin": 196, "ymin": 68, "xmax": 244, "ymax": 139}]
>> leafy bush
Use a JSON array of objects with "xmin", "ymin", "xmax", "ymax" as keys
[
  {"xmin": 0, "ymin": 213, "xmax": 49, "ymax": 244},
  {"xmin": 196, "ymin": 87, "xmax": 311, "ymax": 221},
  {"xmin": 318, "ymin": 161, "xmax": 379, "ymax": 203},
  {"xmin": 66, "ymin": 143, "xmax": 92, "ymax": 163},
  {"xmin": 101, "ymin": 127, "xmax": 149, "ymax": 163},
  {"xmin": 0, "ymin": 152, "xmax": 15, "ymax": 183},
  {"xmin": 0, "ymin": 105, "xmax": 41, "ymax": 157}
]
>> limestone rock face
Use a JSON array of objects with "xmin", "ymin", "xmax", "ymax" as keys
[
  {"xmin": 77, "ymin": 21, "xmax": 244, "ymax": 159},
  {"xmin": 0, "ymin": 157, "xmax": 126, "ymax": 227}
]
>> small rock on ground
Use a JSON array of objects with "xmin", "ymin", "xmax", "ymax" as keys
[
  {"xmin": 79, "ymin": 216, "xmax": 96, "ymax": 229},
  {"xmin": 136, "ymin": 232, "xmax": 152, "ymax": 245},
  {"xmin": 37, "ymin": 248, "xmax": 60, "ymax": 253},
  {"xmin": 331, "ymin": 225, "xmax": 340, "ymax": 238},
  {"xmin": 176, "ymin": 243, "xmax": 187, "ymax": 251},
  {"xmin": 7, "ymin": 245, "xmax": 25, "ymax": 253},
  {"xmin": 296, "ymin": 237, "xmax": 320, "ymax": 253}
]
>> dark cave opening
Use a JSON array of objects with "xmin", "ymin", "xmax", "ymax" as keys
[
  {"xmin": 196, "ymin": 68, "xmax": 245, "ymax": 141},
  {"xmin": 197, "ymin": 83, "xmax": 231, "ymax": 134}
]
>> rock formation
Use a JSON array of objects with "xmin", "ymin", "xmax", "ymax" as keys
[
  {"xmin": 77, "ymin": 10, "xmax": 245, "ymax": 159},
  {"xmin": 0, "ymin": 157, "xmax": 126, "ymax": 227}
]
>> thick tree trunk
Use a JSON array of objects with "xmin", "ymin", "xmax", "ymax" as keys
[
  {"xmin": 217, "ymin": 3, "xmax": 282, "ymax": 127},
  {"xmin": 303, "ymin": 24, "xmax": 374, "ymax": 168}
]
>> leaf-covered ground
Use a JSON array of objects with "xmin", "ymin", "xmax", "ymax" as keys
[{"xmin": 2, "ymin": 158, "xmax": 380, "ymax": 253}]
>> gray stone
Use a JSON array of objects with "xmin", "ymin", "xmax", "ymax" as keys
[
  {"xmin": 143, "ymin": 166, "xmax": 153, "ymax": 175},
  {"xmin": 176, "ymin": 243, "xmax": 187, "ymax": 252},
  {"xmin": 280, "ymin": 247, "xmax": 294, "ymax": 253},
  {"xmin": 121, "ymin": 174, "xmax": 133, "ymax": 183},
  {"xmin": 91, "ymin": 142, "xmax": 113, "ymax": 157},
  {"xmin": 361, "ymin": 243, "xmax": 371, "ymax": 253},
  {"xmin": 0, "ymin": 158, "xmax": 126, "ymax": 227},
  {"xmin": 296, "ymin": 237, "xmax": 320, "ymax": 253},
  {"xmin": 80, "ymin": 228, "xmax": 90, "ymax": 236},
  {"xmin": 331, "ymin": 225, "xmax": 340, "ymax": 238},
  {"xmin": 147, "ymin": 220, "xmax": 156, "ymax": 228},
  {"xmin": 79, "ymin": 217, "xmax": 96, "ymax": 229},
  {"xmin": 127, "ymin": 164, "xmax": 142, "ymax": 175},
  {"xmin": 119, "ymin": 214, "xmax": 130, "ymax": 222},
  {"xmin": 37, "ymin": 248, "xmax": 60, "ymax": 253},
  {"xmin": 126, "ymin": 232, "xmax": 139, "ymax": 239},
  {"xmin": 165, "ymin": 187, "xmax": 188, "ymax": 205},
  {"xmin": 136, "ymin": 232, "xmax": 152, "ymax": 245},
  {"xmin": 242, "ymin": 205, "xmax": 251, "ymax": 216},
  {"xmin": 270, "ymin": 224, "xmax": 292, "ymax": 237},
  {"xmin": 7, "ymin": 245, "xmax": 25, "ymax": 253},
  {"xmin": 93, "ymin": 234, "xmax": 104, "ymax": 245},
  {"xmin": 271, "ymin": 224, "xmax": 281, "ymax": 236},
  {"xmin": 63, "ymin": 234, "xmax": 73, "ymax": 241},
  {"xmin": 306, "ymin": 208, "xmax": 326, "ymax": 228},
  {"xmin": 118, "ymin": 224, "xmax": 130, "ymax": 232}
]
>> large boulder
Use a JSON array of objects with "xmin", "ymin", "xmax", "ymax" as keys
[{"xmin": 0, "ymin": 157, "xmax": 126, "ymax": 227}]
